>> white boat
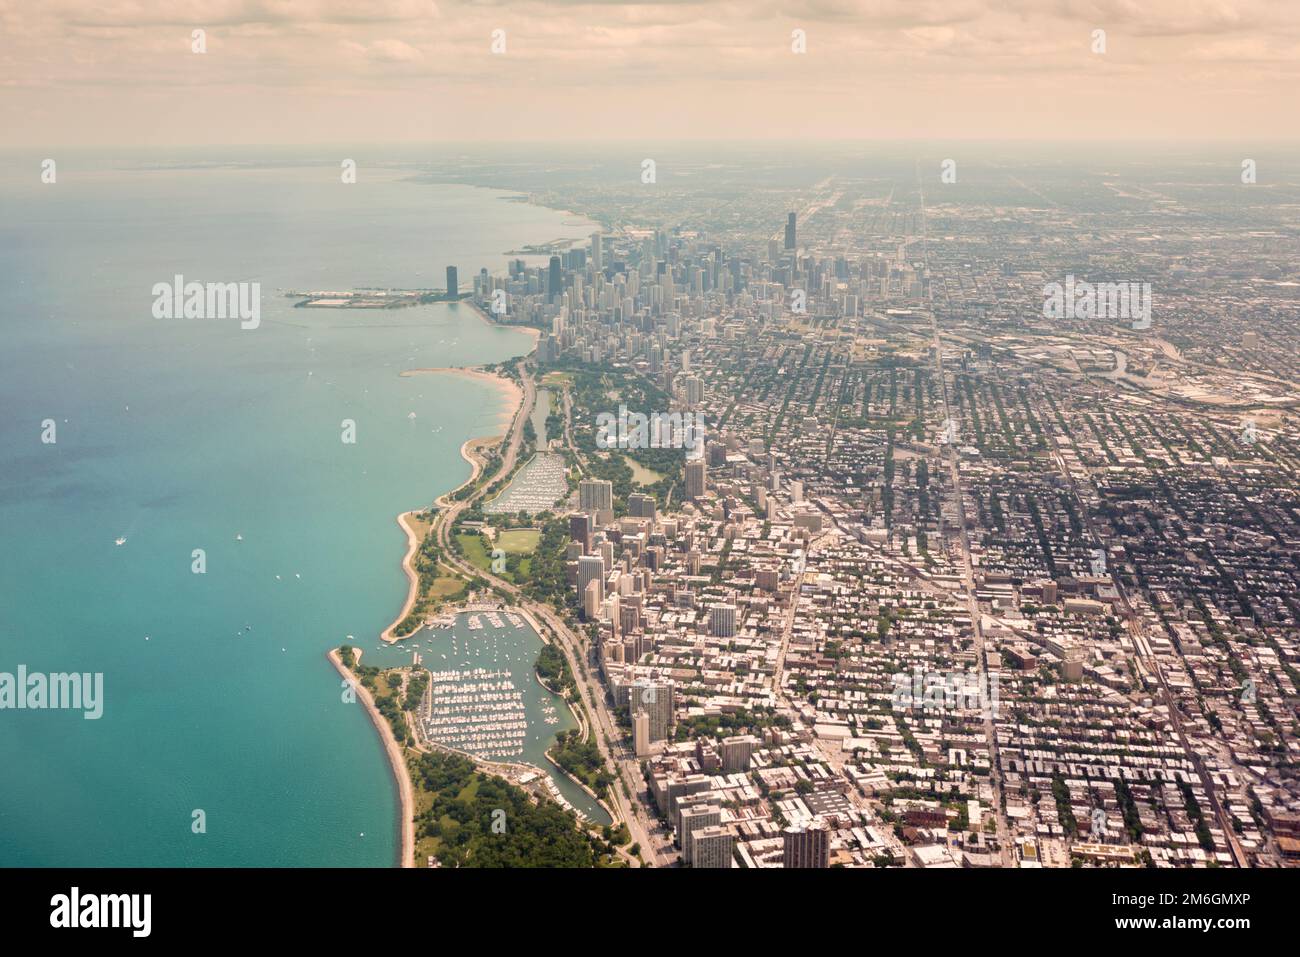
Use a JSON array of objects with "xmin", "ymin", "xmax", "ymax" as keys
[
  {"xmin": 235, "ymin": 533, "xmax": 243, "ymax": 541},
  {"xmin": 114, "ymin": 537, "xmax": 126, "ymax": 546}
]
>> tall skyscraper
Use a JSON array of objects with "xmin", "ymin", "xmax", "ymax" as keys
[
  {"xmin": 784, "ymin": 211, "xmax": 797, "ymax": 251},
  {"xmin": 548, "ymin": 255, "xmax": 562, "ymax": 303},
  {"xmin": 578, "ymin": 555, "xmax": 605, "ymax": 607},
  {"xmin": 720, "ymin": 735, "xmax": 759, "ymax": 772},
  {"xmin": 591, "ymin": 232, "xmax": 602, "ymax": 271},
  {"xmin": 629, "ymin": 680, "xmax": 673, "ymax": 742},
  {"xmin": 569, "ymin": 512, "xmax": 594, "ymax": 549},
  {"xmin": 632, "ymin": 711, "xmax": 651, "ymax": 757},
  {"xmin": 627, "ymin": 493, "xmax": 656, "ymax": 520},
  {"xmin": 445, "ymin": 265, "xmax": 458, "ymax": 298},
  {"xmin": 685, "ymin": 458, "xmax": 707, "ymax": 500},
  {"xmin": 683, "ymin": 375, "xmax": 704, "ymax": 408}
]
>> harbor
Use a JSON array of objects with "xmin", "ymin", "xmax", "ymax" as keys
[
  {"xmin": 360, "ymin": 610, "xmax": 610, "ymax": 825},
  {"xmin": 284, "ymin": 288, "xmax": 468, "ymax": 309},
  {"xmin": 483, "ymin": 452, "xmax": 569, "ymax": 514}
]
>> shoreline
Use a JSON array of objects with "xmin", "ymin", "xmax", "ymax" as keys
[
  {"xmin": 365, "ymin": 330, "xmax": 536, "ymax": 864},
  {"xmin": 461, "ymin": 298, "xmax": 543, "ymax": 344},
  {"xmin": 378, "ymin": 442, "xmax": 493, "ymax": 648},
  {"xmin": 328, "ymin": 647, "xmax": 415, "ymax": 869},
  {"xmin": 379, "ymin": 510, "xmax": 424, "ymax": 644},
  {"xmin": 380, "ymin": 364, "xmax": 523, "ymax": 645}
]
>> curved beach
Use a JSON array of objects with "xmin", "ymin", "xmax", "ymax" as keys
[
  {"xmin": 328, "ymin": 648, "xmax": 414, "ymax": 869},
  {"xmin": 379, "ymin": 366, "xmax": 522, "ymax": 645}
]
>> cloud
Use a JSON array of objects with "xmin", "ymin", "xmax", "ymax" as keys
[{"xmin": 0, "ymin": 0, "xmax": 1296, "ymax": 144}]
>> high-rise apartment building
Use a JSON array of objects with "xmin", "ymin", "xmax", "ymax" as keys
[
  {"xmin": 709, "ymin": 602, "xmax": 737, "ymax": 638},
  {"xmin": 579, "ymin": 478, "xmax": 614, "ymax": 514},
  {"xmin": 679, "ymin": 803, "xmax": 720, "ymax": 865},
  {"xmin": 685, "ymin": 459, "xmax": 707, "ymax": 500},
  {"xmin": 548, "ymin": 255, "xmax": 562, "ymax": 302},
  {"xmin": 629, "ymin": 680, "xmax": 673, "ymax": 742},
  {"xmin": 783, "ymin": 822, "xmax": 830, "ymax": 868},
  {"xmin": 690, "ymin": 826, "xmax": 734, "ymax": 869}
]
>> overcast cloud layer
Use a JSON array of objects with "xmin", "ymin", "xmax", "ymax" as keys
[{"xmin": 2, "ymin": 0, "xmax": 1297, "ymax": 146}]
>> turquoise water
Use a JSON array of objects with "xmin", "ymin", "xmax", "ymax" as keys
[{"xmin": 0, "ymin": 156, "xmax": 594, "ymax": 865}]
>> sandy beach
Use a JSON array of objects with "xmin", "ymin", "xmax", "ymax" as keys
[
  {"xmin": 328, "ymin": 647, "xmax": 414, "ymax": 869},
  {"xmin": 380, "ymin": 511, "xmax": 424, "ymax": 644},
  {"xmin": 379, "ymin": 434, "xmax": 500, "ymax": 646}
]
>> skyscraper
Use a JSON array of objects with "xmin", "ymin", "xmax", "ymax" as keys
[
  {"xmin": 578, "ymin": 555, "xmax": 605, "ymax": 608},
  {"xmin": 720, "ymin": 735, "xmax": 759, "ymax": 772},
  {"xmin": 685, "ymin": 458, "xmax": 707, "ymax": 500},
  {"xmin": 683, "ymin": 375, "xmax": 704, "ymax": 408},
  {"xmin": 591, "ymin": 232, "xmax": 602, "ymax": 271},
  {"xmin": 679, "ymin": 803, "xmax": 721, "ymax": 864},
  {"xmin": 445, "ymin": 265, "xmax": 458, "ymax": 298},
  {"xmin": 632, "ymin": 711, "xmax": 651, "ymax": 757},
  {"xmin": 627, "ymin": 493, "xmax": 656, "ymax": 520},
  {"xmin": 784, "ymin": 211, "xmax": 797, "ymax": 251},
  {"xmin": 548, "ymin": 255, "xmax": 562, "ymax": 302}
]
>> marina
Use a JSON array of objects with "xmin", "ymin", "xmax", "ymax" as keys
[
  {"xmin": 483, "ymin": 452, "xmax": 569, "ymax": 515},
  {"xmin": 362, "ymin": 610, "xmax": 610, "ymax": 824}
]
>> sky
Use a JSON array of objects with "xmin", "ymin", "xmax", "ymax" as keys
[{"xmin": 2, "ymin": 1, "xmax": 1298, "ymax": 147}]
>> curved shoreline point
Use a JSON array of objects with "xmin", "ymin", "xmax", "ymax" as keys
[
  {"xmin": 380, "ymin": 510, "xmax": 423, "ymax": 644},
  {"xmin": 328, "ymin": 648, "xmax": 414, "ymax": 869},
  {"xmin": 378, "ymin": 437, "xmax": 501, "ymax": 646}
]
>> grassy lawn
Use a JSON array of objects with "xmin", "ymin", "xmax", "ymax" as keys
[
  {"xmin": 457, "ymin": 531, "xmax": 492, "ymax": 572},
  {"xmin": 541, "ymin": 371, "xmax": 573, "ymax": 387},
  {"xmin": 405, "ymin": 513, "xmax": 433, "ymax": 542},
  {"xmin": 457, "ymin": 529, "xmax": 537, "ymax": 583},
  {"xmin": 429, "ymin": 564, "xmax": 468, "ymax": 599},
  {"xmin": 497, "ymin": 529, "xmax": 540, "ymax": 553}
]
